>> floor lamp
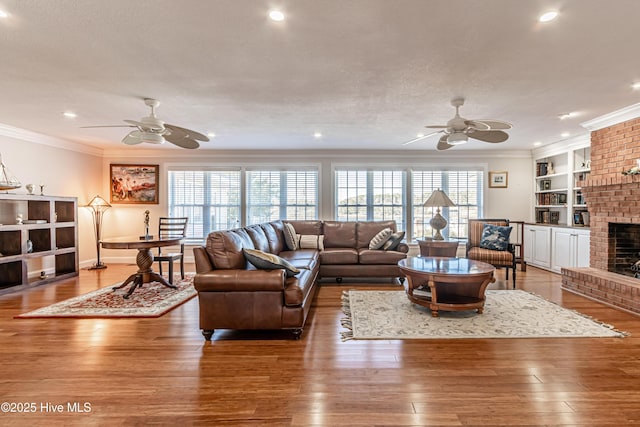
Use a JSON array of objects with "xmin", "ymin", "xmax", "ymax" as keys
[
  {"xmin": 423, "ymin": 189, "xmax": 456, "ymax": 240},
  {"xmin": 87, "ymin": 195, "xmax": 111, "ymax": 270}
]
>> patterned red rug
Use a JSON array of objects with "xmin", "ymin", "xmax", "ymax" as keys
[{"xmin": 15, "ymin": 276, "xmax": 196, "ymax": 319}]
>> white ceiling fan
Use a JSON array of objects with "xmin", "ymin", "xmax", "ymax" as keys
[
  {"xmin": 82, "ymin": 98, "xmax": 209, "ymax": 149},
  {"xmin": 403, "ymin": 97, "xmax": 512, "ymax": 150}
]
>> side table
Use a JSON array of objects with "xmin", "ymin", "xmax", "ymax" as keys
[{"xmin": 417, "ymin": 239, "xmax": 460, "ymax": 257}]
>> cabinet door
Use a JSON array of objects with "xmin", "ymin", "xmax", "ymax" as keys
[
  {"xmin": 551, "ymin": 228, "xmax": 573, "ymax": 273},
  {"xmin": 575, "ymin": 230, "xmax": 590, "ymax": 268},
  {"xmin": 524, "ymin": 226, "xmax": 551, "ymax": 268}
]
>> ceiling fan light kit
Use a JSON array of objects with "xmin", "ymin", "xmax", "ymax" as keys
[{"xmin": 403, "ymin": 97, "xmax": 512, "ymax": 150}]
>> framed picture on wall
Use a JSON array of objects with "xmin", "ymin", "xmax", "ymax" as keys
[
  {"xmin": 489, "ymin": 171, "xmax": 508, "ymax": 188},
  {"xmin": 110, "ymin": 164, "xmax": 159, "ymax": 204}
]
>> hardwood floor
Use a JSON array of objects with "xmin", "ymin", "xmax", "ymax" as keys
[{"xmin": 1, "ymin": 263, "xmax": 639, "ymax": 426}]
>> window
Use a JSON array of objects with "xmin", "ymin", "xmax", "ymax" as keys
[
  {"xmin": 246, "ymin": 170, "xmax": 319, "ymax": 224},
  {"xmin": 411, "ymin": 170, "xmax": 483, "ymax": 241},
  {"xmin": 335, "ymin": 169, "xmax": 406, "ymax": 230},
  {"xmin": 168, "ymin": 170, "xmax": 241, "ymax": 241}
]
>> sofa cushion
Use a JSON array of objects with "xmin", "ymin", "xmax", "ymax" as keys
[
  {"xmin": 382, "ymin": 231, "xmax": 405, "ymax": 251},
  {"xmin": 264, "ymin": 221, "xmax": 286, "ymax": 254},
  {"xmin": 356, "ymin": 221, "xmax": 397, "ymax": 248},
  {"xmin": 246, "ymin": 224, "xmax": 270, "ymax": 252},
  {"xmin": 320, "ymin": 248, "xmax": 359, "ymax": 264},
  {"xmin": 323, "ymin": 221, "xmax": 356, "ymax": 248},
  {"xmin": 479, "ymin": 224, "xmax": 512, "ymax": 251},
  {"xmin": 278, "ymin": 249, "xmax": 319, "ymax": 271},
  {"xmin": 467, "ymin": 247, "xmax": 514, "ymax": 266},
  {"xmin": 359, "ymin": 249, "xmax": 407, "ymax": 265},
  {"xmin": 369, "ymin": 227, "xmax": 392, "ymax": 249},
  {"xmin": 206, "ymin": 229, "xmax": 255, "ymax": 269},
  {"xmin": 283, "ymin": 222, "xmax": 299, "ymax": 250},
  {"xmin": 286, "ymin": 220, "xmax": 323, "ymax": 236},
  {"xmin": 298, "ymin": 234, "xmax": 324, "ymax": 250},
  {"xmin": 243, "ymin": 248, "xmax": 300, "ymax": 278}
]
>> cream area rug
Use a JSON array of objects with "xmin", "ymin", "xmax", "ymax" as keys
[
  {"xmin": 16, "ymin": 276, "xmax": 196, "ymax": 319},
  {"xmin": 341, "ymin": 290, "xmax": 626, "ymax": 340}
]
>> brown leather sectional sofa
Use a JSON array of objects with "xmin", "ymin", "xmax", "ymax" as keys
[{"xmin": 193, "ymin": 219, "xmax": 408, "ymax": 340}]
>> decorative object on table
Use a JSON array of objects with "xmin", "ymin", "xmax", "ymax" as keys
[
  {"xmin": 25, "ymin": 183, "xmax": 34, "ymax": 195},
  {"xmin": 488, "ymin": 171, "xmax": 508, "ymax": 188},
  {"xmin": 15, "ymin": 275, "xmax": 196, "ymax": 319},
  {"xmin": 87, "ymin": 195, "xmax": 111, "ymax": 270},
  {"xmin": 622, "ymin": 159, "xmax": 640, "ymax": 176},
  {"xmin": 16, "ymin": 214, "xmax": 23, "ymax": 225},
  {"xmin": 340, "ymin": 290, "xmax": 626, "ymax": 341},
  {"xmin": 39, "ymin": 184, "xmax": 45, "ymax": 195},
  {"xmin": 422, "ymin": 188, "xmax": 456, "ymax": 240},
  {"xmin": 0, "ymin": 153, "xmax": 21, "ymax": 191},
  {"xmin": 109, "ymin": 164, "xmax": 159, "ymax": 204},
  {"xmin": 140, "ymin": 209, "xmax": 152, "ymax": 239}
]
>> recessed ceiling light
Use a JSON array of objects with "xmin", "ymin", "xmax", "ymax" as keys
[
  {"xmin": 558, "ymin": 112, "xmax": 578, "ymax": 120},
  {"xmin": 416, "ymin": 133, "xmax": 425, "ymax": 138},
  {"xmin": 533, "ymin": 141, "xmax": 542, "ymax": 147},
  {"xmin": 561, "ymin": 132, "xmax": 570, "ymax": 138},
  {"xmin": 63, "ymin": 111, "xmax": 77, "ymax": 118},
  {"xmin": 0, "ymin": 10, "xmax": 8, "ymax": 18},
  {"xmin": 207, "ymin": 132, "xmax": 216, "ymax": 138},
  {"xmin": 313, "ymin": 132, "xmax": 322, "ymax": 139},
  {"xmin": 632, "ymin": 82, "xmax": 640, "ymax": 90},
  {"xmin": 539, "ymin": 11, "xmax": 558, "ymax": 23},
  {"xmin": 269, "ymin": 10, "xmax": 285, "ymax": 22}
]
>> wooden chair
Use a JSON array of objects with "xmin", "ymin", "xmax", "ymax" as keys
[
  {"xmin": 466, "ymin": 219, "xmax": 516, "ymax": 288},
  {"xmin": 155, "ymin": 217, "xmax": 188, "ymax": 284}
]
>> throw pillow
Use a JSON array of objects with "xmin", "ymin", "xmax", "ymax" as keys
[
  {"xmin": 243, "ymin": 248, "xmax": 300, "ymax": 277},
  {"xmin": 283, "ymin": 222, "xmax": 299, "ymax": 250},
  {"xmin": 369, "ymin": 227, "xmax": 393, "ymax": 250},
  {"xmin": 298, "ymin": 234, "xmax": 325, "ymax": 250},
  {"xmin": 382, "ymin": 231, "xmax": 405, "ymax": 251},
  {"xmin": 479, "ymin": 224, "xmax": 512, "ymax": 251}
]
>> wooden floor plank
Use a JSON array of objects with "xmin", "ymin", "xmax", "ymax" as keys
[{"xmin": 1, "ymin": 264, "xmax": 639, "ymax": 425}]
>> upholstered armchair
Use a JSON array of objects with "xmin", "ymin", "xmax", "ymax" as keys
[{"xmin": 466, "ymin": 219, "xmax": 516, "ymax": 288}]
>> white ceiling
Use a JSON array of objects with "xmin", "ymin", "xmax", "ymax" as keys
[{"xmin": 1, "ymin": 0, "xmax": 639, "ymax": 152}]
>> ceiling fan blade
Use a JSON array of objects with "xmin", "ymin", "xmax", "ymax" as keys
[
  {"xmin": 437, "ymin": 135, "xmax": 454, "ymax": 150},
  {"xmin": 464, "ymin": 120, "xmax": 491, "ymax": 131},
  {"xmin": 468, "ymin": 129, "xmax": 509, "ymax": 143},
  {"xmin": 80, "ymin": 125, "xmax": 135, "ymax": 128},
  {"xmin": 163, "ymin": 126, "xmax": 200, "ymax": 149},
  {"xmin": 424, "ymin": 125, "xmax": 448, "ymax": 129},
  {"xmin": 165, "ymin": 124, "xmax": 209, "ymax": 142},
  {"xmin": 402, "ymin": 130, "xmax": 442, "ymax": 146},
  {"xmin": 472, "ymin": 120, "xmax": 512, "ymax": 130},
  {"xmin": 122, "ymin": 131, "xmax": 144, "ymax": 145}
]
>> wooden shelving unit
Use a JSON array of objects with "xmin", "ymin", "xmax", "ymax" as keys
[{"xmin": 0, "ymin": 193, "xmax": 78, "ymax": 294}]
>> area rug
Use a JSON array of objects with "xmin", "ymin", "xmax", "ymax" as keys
[
  {"xmin": 15, "ymin": 276, "xmax": 196, "ymax": 319},
  {"xmin": 340, "ymin": 289, "xmax": 626, "ymax": 340}
]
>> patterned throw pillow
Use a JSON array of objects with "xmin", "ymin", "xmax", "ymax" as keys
[
  {"xmin": 298, "ymin": 234, "xmax": 325, "ymax": 250},
  {"xmin": 369, "ymin": 227, "xmax": 393, "ymax": 250},
  {"xmin": 382, "ymin": 231, "xmax": 405, "ymax": 251},
  {"xmin": 283, "ymin": 222, "xmax": 299, "ymax": 250},
  {"xmin": 243, "ymin": 248, "xmax": 300, "ymax": 277},
  {"xmin": 479, "ymin": 224, "xmax": 512, "ymax": 251}
]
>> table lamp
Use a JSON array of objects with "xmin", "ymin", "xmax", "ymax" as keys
[
  {"xmin": 87, "ymin": 195, "xmax": 111, "ymax": 270},
  {"xmin": 423, "ymin": 189, "xmax": 456, "ymax": 240}
]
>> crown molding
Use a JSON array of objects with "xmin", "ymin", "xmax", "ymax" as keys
[
  {"xmin": 532, "ymin": 134, "xmax": 591, "ymax": 158},
  {"xmin": 0, "ymin": 123, "xmax": 103, "ymax": 157},
  {"xmin": 581, "ymin": 102, "xmax": 640, "ymax": 131}
]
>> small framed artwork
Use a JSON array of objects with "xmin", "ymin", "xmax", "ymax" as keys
[
  {"xmin": 489, "ymin": 171, "xmax": 508, "ymax": 188},
  {"xmin": 110, "ymin": 164, "xmax": 159, "ymax": 204}
]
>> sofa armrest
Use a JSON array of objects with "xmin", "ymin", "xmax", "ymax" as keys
[
  {"xmin": 194, "ymin": 269, "xmax": 286, "ymax": 292},
  {"xmin": 193, "ymin": 246, "xmax": 214, "ymax": 273}
]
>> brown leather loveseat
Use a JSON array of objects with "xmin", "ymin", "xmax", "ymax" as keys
[{"xmin": 193, "ymin": 220, "xmax": 408, "ymax": 340}]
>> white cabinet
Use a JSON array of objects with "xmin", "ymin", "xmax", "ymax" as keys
[
  {"xmin": 525, "ymin": 224, "xmax": 589, "ymax": 273},
  {"xmin": 524, "ymin": 225, "xmax": 551, "ymax": 269},
  {"xmin": 550, "ymin": 227, "xmax": 590, "ymax": 272}
]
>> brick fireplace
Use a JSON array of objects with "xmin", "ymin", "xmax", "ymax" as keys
[{"xmin": 561, "ymin": 116, "xmax": 640, "ymax": 315}]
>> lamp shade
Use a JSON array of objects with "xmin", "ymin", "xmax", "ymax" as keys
[
  {"xmin": 87, "ymin": 195, "xmax": 111, "ymax": 212},
  {"xmin": 423, "ymin": 189, "xmax": 456, "ymax": 208}
]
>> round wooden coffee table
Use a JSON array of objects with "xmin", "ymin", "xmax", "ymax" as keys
[{"xmin": 398, "ymin": 256, "xmax": 495, "ymax": 317}]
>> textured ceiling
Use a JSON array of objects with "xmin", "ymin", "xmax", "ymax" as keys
[{"xmin": 0, "ymin": 0, "xmax": 639, "ymax": 152}]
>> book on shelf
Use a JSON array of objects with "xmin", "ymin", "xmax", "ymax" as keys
[{"xmin": 412, "ymin": 286, "xmax": 432, "ymax": 298}]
